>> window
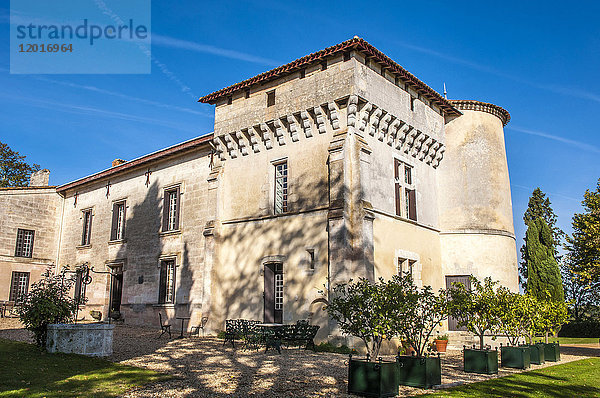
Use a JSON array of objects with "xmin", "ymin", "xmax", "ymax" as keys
[
  {"xmin": 267, "ymin": 90, "xmax": 275, "ymax": 107},
  {"xmin": 158, "ymin": 259, "xmax": 176, "ymax": 304},
  {"xmin": 227, "ymin": 96, "xmax": 232, "ymax": 105},
  {"xmin": 398, "ymin": 258, "xmax": 416, "ymax": 277},
  {"xmin": 9, "ymin": 272, "xmax": 29, "ymax": 302},
  {"xmin": 81, "ymin": 209, "xmax": 93, "ymax": 246},
  {"xmin": 74, "ymin": 268, "xmax": 87, "ymax": 304},
  {"xmin": 307, "ymin": 249, "xmax": 315, "ymax": 270},
  {"xmin": 275, "ymin": 273, "xmax": 283, "ymax": 310},
  {"xmin": 343, "ymin": 52, "xmax": 351, "ymax": 62},
  {"xmin": 15, "ymin": 229, "xmax": 34, "ymax": 258},
  {"xmin": 162, "ymin": 187, "xmax": 180, "ymax": 232},
  {"xmin": 394, "ymin": 160, "xmax": 417, "ymax": 221},
  {"xmin": 321, "ymin": 60, "xmax": 327, "ymax": 71},
  {"xmin": 245, "ymin": 89, "xmax": 250, "ymax": 99},
  {"xmin": 410, "ymin": 96, "xmax": 416, "ymax": 111},
  {"xmin": 110, "ymin": 201, "xmax": 126, "ymax": 241},
  {"xmin": 274, "ymin": 161, "xmax": 288, "ymax": 214}
]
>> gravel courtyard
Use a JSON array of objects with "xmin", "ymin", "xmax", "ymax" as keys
[{"xmin": 0, "ymin": 318, "xmax": 594, "ymax": 397}]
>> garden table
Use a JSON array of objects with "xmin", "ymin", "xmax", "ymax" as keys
[
  {"xmin": 257, "ymin": 323, "xmax": 284, "ymax": 354},
  {"xmin": 175, "ymin": 316, "xmax": 191, "ymax": 339}
]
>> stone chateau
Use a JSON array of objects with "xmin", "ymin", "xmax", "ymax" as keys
[{"xmin": 0, "ymin": 37, "xmax": 518, "ymax": 339}]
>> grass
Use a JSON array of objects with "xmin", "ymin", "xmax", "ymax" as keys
[
  {"xmin": 420, "ymin": 358, "xmax": 600, "ymax": 397},
  {"xmin": 545, "ymin": 337, "xmax": 600, "ymax": 345},
  {"xmin": 0, "ymin": 338, "xmax": 168, "ymax": 398}
]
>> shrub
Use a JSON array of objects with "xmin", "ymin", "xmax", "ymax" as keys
[
  {"xmin": 16, "ymin": 267, "xmax": 81, "ymax": 347},
  {"xmin": 559, "ymin": 320, "xmax": 600, "ymax": 337},
  {"xmin": 314, "ymin": 342, "xmax": 358, "ymax": 354}
]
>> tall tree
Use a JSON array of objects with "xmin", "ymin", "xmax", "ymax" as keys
[
  {"xmin": 520, "ymin": 188, "xmax": 563, "ymax": 290},
  {"xmin": 566, "ymin": 178, "xmax": 600, "ymax": 287},
  {"xmin": 0, "ymin": 141, "xmax": 40, "ymax": 187},
  {"xmin": 526, "ymin": 217, "xmax": 564, "ymax": 302}
]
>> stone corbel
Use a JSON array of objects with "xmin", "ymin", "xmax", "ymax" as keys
[
  {"xmin": 358, "ymin": 103, "xmax": 373, "ymax": 133},
  {"xmin": 314, "ymin": 105, "xmax": 327, "ymax": 134},
  {"xmin": 411, "ymin": 132, "xmax": 427, "ymax": 158},
  {"xmin": 273, "ymin": 119, "xmax": 286, "ymax": 145},
  {"xmin": 347, "ymin": 95, "xmax": 359, "ymax": 128},
  {"xmin": 213, "ymin": 137, "xmax": 225, "ymax": 161},
  {"xmin": 378, "ymin": 113, "xmax": 392, "ymax": 142},
  {"xmin": 419, "ymin": 137, "xmax": 434, "ymax": 161},
  {"xmin": 235, "ymin": 131, "xmax": 249, "ymax": 156},
  {"xmin": 328, "ymin": 102, "xmax": 340, "ymax": 130},
  {"xmin": 368, "ymin": 107, "xmax": 382, "ymax": 137},
  {"xmin": 432, "ymin": 146, "xmax": 445, "ymax": 168},
  {"xmin": 247, "ymin": 126, "xmax": 260, "ymax": 153},
  {"xmin": 260, "ymin": 123, "xmax": 273, "ymax": 149},
  {"xmin": 395, "ymin": 123, "xmax": 412, "ymax": 151},
  {"xmin": 287, "ymin": 114, "xmax": 300, "ymax": 142},
  {"xmin": 300, "ymin": 111, "xmax": 313, "ymax": 138},
  {"xmin": 425, "ymin": 141, "xmax": 441, "ymax": 165},
  {"xmin": 403, "ymin": 128, "xmax": 420, "ymax": 154},
  {"xmin": 387, "ymin": 119, "xmax": 401, "ymax": 146},
  {"xmin": 223, "ymin": 134, "xmax": 238, "ymax": 158}
]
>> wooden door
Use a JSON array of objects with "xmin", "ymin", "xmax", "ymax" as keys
[
  {"xmin": 264, "ymin": 263, "xmax": 283, "ymax": 323},
  {"xmin": 109, "ymin": 266, "xmax": 123, "ymax": 314},
  {"xmin": 445, "ymin": 275, "xmax": 471, "ymax": 331}
]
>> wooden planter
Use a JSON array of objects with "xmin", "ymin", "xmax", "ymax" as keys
[
  {"xmin": 396, "ymin": 355, "xmax": 441, "ymax": 389},
  {"xmin": 542, "ymin": 343, "xmax": 561, "ymax": 362},
  {"xmin": 501, "ymin": 345, "xmax": 531, "ymax": 369},
  {"xmin": 527, "ymin": 343, "xmax": 545, "ymax": 365},
  {"xmin": 347, "ymin": 356, "xmax": 399, "ymax": 398},
  {"xmin": 463, "ymin": 348, "xmax": 498, "ymax": 374},
  {"xmin": 434, "ymin": 339, "xmax": 448, "ymax": 353}
]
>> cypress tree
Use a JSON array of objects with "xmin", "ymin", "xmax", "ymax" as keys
[
  {"xmin": 520, "ymin": 188, "xmax": 563, "ymax": 290},
  {"xmin": 526, "ymin": 217, "xmax": 564, "ymax": 302}
]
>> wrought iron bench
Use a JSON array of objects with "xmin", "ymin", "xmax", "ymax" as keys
[{"xmin": 282, "ymin": 321, "xmax": 320, "ymax": 350}]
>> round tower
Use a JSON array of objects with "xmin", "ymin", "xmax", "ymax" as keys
[{"xmin": 438, "ymin": 100, "xmax": 518, "ymax": 291}]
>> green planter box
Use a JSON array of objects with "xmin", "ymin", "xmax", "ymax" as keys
[
  {"xmin": 348, "ymin": 357, "xmax": 399, "ymax": 397},
  {"xmin": 501, "ymin": 346, "xmax": 531, "ymax": 369},
  {"xmin": 463, "ymin": 348, "xmax": 498, "ymax": 374},
  {"xmin": 527, "ymin": 344, "xmax": 545, "ymax": 364},
  {"xmin": 397, "ymin": 355, "xmax": 441, "ymax": 389},
  {"xmin": 543, "ymin": 343, "xmax": 560, "ymax": 362}
]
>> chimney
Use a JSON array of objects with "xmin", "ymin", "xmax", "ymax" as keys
[
  {"xmin": 30, "ymin": 169, "xmax": 50, "ymax": 187},
  {"xmin": 112, "ymin": 159, "xmax": 126, "ymax": 167}
]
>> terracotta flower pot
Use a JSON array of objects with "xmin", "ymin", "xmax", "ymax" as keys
[{"xmin": 434, "ymin": 339, "xmax": 448, "ymax": 353}]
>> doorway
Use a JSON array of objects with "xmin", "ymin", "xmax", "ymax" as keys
[
  {"xmin": 264, "ymin": 262, "xmax": 283, "ymax": 323},
  {"xmin": 445, "ymin": 275, "xmax": 471, "ymax": 331},
  {"xmin": 109, "ymin": 265, "xmax": 123, "ymax": 317}
]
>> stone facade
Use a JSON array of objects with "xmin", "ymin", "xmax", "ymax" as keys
[{"xmin": 0, "ymin": 38, "xmax": 518, "ymax": 341}]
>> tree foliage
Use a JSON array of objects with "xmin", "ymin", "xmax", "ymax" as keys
[
  {"xmin": 326, "ymin": 274, "xmax": 448, "ymax": 358},
  {"xmin": 526, "ymin": 217, "xmax": 564, "ymax": 302},
  {"xmin": 448, "ymin": 276, "xmax": 502, "ymax": 350},
  {"xmin": 0, "ymin": 141, "xmax": 40, "ymax": 187},
  {"xmin": 566, "ymin": 178, "xmax": 600, "ymax": 287},
  {"xmin": 16, "ymin": 267, "xmax": 81, "ymax": 347}
]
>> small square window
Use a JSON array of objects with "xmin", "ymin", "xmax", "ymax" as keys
[
  {"xmin": 410, "ymin": 96, "xmax": 416, "ymax": 112},
  {"xmin": 307, "ymin": 249, "xmax": 315, "ymax": 270},
  {"xmin": 299, "ymin": 69, "xmax": 305, "ymax": 79},
  {"xmin": 267, "ymin": 90, "xmax": 275, "ymax": 107},
  {"xmin": 245, "ymin": 89, "xmax": 250, "ymax": 99},
  {"xmin": 321, "ymin": 60, "xmax": 327, "ymax": 71},
  {"xmin": 227, "ymin": 96, "xmax": 232, "ymax": 105},
  {"xmin": 343, "ymin": 52, "xmax": 351, "ymax": 62}
]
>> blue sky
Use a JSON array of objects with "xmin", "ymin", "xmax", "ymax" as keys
[{"xmin": 1, "ymin": 1, "xmax": 599, "ymax": 249}]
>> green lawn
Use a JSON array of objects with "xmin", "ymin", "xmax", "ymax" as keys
[
  {"xmin": 0, "ymin": 339, "xmax": 168, "ymax": 397},
  {"xmin": 421, "ymin": 358, "xmax": 600, "ymax": 397},
  {"xmin": 537, "ymin": 337, "xmax": 599, "ymax": 345}
]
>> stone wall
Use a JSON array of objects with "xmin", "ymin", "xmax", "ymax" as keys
[{"xmin": 0, "ymin": 187, "xmax": 63, "ymax": 300}]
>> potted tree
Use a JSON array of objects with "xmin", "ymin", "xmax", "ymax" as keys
[
  {"xmin": 448, "ymin": 276, "xmax": 501, "ymax": 374},
  {"xmin": 520, "ymin": 294, "xmax": 546, "ymax": 365},
  {"xmin": 496, "ymin": 288, "xmax": 532, "ymax": 369},
  {"xmin": 327, "ymin": 278, "xmax": 398, "ymax": 398},
  {"xmin": 537, "ymin": 297, "xmax": 567, "ymax": 362},
  {"xmin": 389, "ymin": 274, "xmax": 447, "ymax": 389}
]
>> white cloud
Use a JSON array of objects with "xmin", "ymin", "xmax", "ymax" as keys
[{"xmin": 507, "ymin": 126, "xmax": 600, "ymax": 154}]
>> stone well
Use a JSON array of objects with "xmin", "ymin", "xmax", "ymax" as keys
[{"xmin": 46, "ymin": 322, "xmax": 114, "ymax": 357}]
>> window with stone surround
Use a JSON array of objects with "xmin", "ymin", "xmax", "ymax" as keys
[
  {"xmin": 110, "ymin": 201, "xmax": 126, "ymax": 241},
  {"xmin": 9, "ymin": 271, "xmax": 29, "ymax": 302},
  {"xmin": 398, "ymin": 257, "xmax": 416, "ymax": 277},
  {"xmin": 267, "ymin": 90, "xmax": 275, "ymax": 107},
  {"xmin": 15, "ymin": 229, "xmax": 34, "ymax": 258},
  {"xmin": 274, "ymin": 160, "xmax": 288, "ymax": 214},
  {"xmin": 81, "ymin": 209, "xmax": 93, "ymax": 246},
  {"xmin": 158, "ymin": 259, "xmax": 176, "ymax": 304},
  {"xmin": 394, "ymin": 159, "xmax": 416, "ymax": 221},
  {"xmin": 162, "ymin": 187, "xmax": 180, "ymax": 232}
]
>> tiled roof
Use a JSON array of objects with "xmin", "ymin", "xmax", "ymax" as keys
[
  {"xmin": 56, "ymin": 133, "xmax": 214, "ymax": 193},
  {"xmin": 0, "ymin": 186, "xmax": 57, "ymax": 191},
  {"xmin": 198, "ymin": 37, "xmax": 461, "ymax": 116},
  {"xmin": 449, "ymin": 100, "xmax": 511, "ymax": 126}
]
